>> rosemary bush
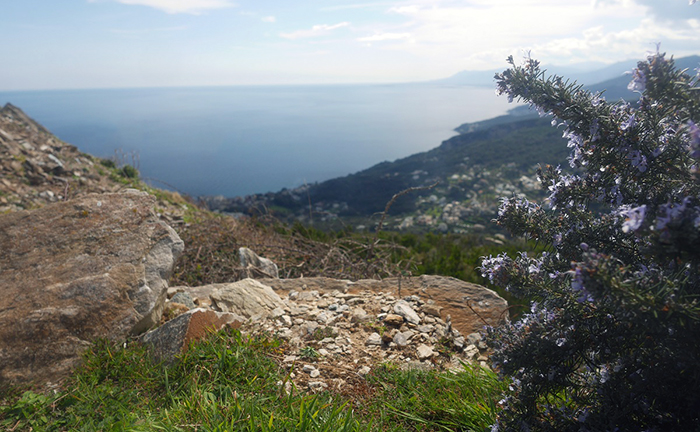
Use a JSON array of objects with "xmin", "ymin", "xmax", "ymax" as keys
[{"xmin": 482, "ymin": 51, "xmax": 700, "ymax": 431}]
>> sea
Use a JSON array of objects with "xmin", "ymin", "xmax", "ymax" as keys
[{"xmin": 0, "ymin": 84, "xmax": 514, "ymax": 198}]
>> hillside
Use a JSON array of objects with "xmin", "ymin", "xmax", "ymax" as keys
[{"xmin": 204, "ymin": 117, "xmax": 569, "ymax": 232}]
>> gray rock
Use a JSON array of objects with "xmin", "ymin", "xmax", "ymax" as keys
[
  {"xmin": 464, "ymin": 344, "xmax": 479, "ymax": 359},
  {"xmin": 350, "ymin": 308, "xmax": 371, "ymax": 323},
  {"xmin": 393, "ymin": 332, "xmax": 409, "ymax": 347},
  {"xmin": 305, "ymin": 321, "xmax": 320, "ymax": 336},
  {"xmin": 316, "ymin": 311, "xmax": 330, "ymax": 324},
  {"xmin": 210, "ymin": 279, "xmax": 286, "ymax": 319},
  {"xmin": 170, "ymin": 292, "xmax": 196, "ymax": 309},
  {"xmin": 466, "ymin": 333, "xmax": 482, "ymax": 345},
  {"xmin": 297, "ymin": 291, "xmax": 320, "ymax": 301},
  {"xmin": 394, "ymin": 300, "xmax": 421, "ymax": 325},
  {"xmin": 0, "ymin": 192, "xmax": 184, "ymax": 387},
  {"xmin": 366, "ymin": 333, "xmax": 382, "ymax": 346},
  {"xmin": 277, "ymin": 328, "xmax": 294, "ymax": 339},
  {"xmin": 290, "ymin": 304, "xmax": 311, "ymax": 316},
  {"xmin": 416, "ymin": 344, "xmax": 434, "ymax": 360},
  {"xmin": 270, "ymin": 307, "xmax": 286, "ymax": 318},
  {"xmin": 417, "ymin": 324, "xmax": 434, "ymax": 334},
  {"xmin": 239, "ymin": 247, "xmax": 279, "ymax": 278}
]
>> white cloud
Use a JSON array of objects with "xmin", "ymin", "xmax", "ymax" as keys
[
  {"xmin": 357, "ymin": 32, "xmax": 412, "ymax": 42},
  {"xmin": 354, "ymin": 0, "xmax": 700, "ymax": 71},
  {"xmin": 109, "ymin": 0, "xmax": 235, "ymax": 14},
  {"xmin": 280, "ymin": 22, "xmax": 350, "ymax": 40},
  {"xmin": 261, "ymin": 16, "xmax": 276, "ymax": 23}
]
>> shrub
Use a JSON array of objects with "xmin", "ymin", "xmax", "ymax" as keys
[
  {"xmin": 481, "ymin": 51, "xmax": 700, "ymax": 431},
  {"xmin": 99, "ymin": 158, "xmax": 116, "ymax": 168},
  {"xmin": 119, "ymin": 164, "xmax": 139, "ymax": 179}
]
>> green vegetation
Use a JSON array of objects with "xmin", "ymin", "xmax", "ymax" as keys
[
  {"xmin": 0, "ymin": 328, "xmax": 505, "ymax": 431},
  {"xmin": 364, "ymin": 363, "xmax": 507, "ymax": 431},
  {"xmin": 119, "ymin": 164, "xmax": 139, "ymax": 179},
  {"xmin": 99, "ymin": 158, "xmax": 116, "ymax": 169},
  {"xmin": 383, "ymin": 231, "xmax": 544, "ymax": 316},
  {"xmin": 485, "ymin": 53, "xmax": 700, "ymax": 430}
]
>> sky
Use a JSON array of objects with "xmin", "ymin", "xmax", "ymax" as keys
[{"xmin": 1, "ymin": 0, "xmax": 699, "ymax": 90}]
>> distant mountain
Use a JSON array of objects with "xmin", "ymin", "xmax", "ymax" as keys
[
  {"xmin": 433, "ymin": 58, "xmax": 639, "ymax": 88},
  {"xmin": 432, "ymin": 55, "xmax": 699, "ymax": 90}
]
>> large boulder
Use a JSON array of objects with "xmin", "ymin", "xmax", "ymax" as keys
[
  {"xmin": 0, "ymin": 190, "xmax": 184, "ymax": 388},
  {"xmin": 209, "ymin": 279, "xmax": 286, "ymax": 319}
]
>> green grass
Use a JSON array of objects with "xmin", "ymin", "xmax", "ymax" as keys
[{"xmin": 0, "ymin": 328, "xmax": 506, "ymax": 431}]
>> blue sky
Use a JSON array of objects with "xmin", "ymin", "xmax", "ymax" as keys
[{"xmin": 1, "ymin": 0, "xmax": 699, "ymax": 90}]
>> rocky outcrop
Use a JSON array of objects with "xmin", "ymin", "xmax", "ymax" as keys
[
  {"xmin": 262, "ymin": 275, "xmax": 507, "ymax": 336},
  {"xmin": 0, "ymin": 191, "xmax": 184, "ymax": 388},
  {"xmin": 164, "ymin": 275, "xmax": 507, "ymax": 392}
]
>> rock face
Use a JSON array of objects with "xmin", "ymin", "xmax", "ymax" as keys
[
  {"xmin": 0, "ymin": 191, "xmax": 184, "ymax": 387},
  {"xmin": 239, "ymin": 247, "xmax": 279, "ymax": 278}
]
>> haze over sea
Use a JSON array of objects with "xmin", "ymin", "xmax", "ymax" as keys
[{"xmin": 0, "ymin": 84, "xmax": 514, "ymax": 198}]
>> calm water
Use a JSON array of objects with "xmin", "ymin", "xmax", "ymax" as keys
[{"xmin": 0, "ymin": 84, "xmax": 512, "ymax": 197}]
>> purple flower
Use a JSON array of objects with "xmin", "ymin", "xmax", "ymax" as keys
[
  {"xmin": 628, "ymin": 68, "xmax": 646, "ymax": 93},
  {"xmin": 621, "ymin": 113, "xmax": 636, "ymax": 131},
  {"xmin": 570, "ymin": 267, "xmax": 594, "ymax": 302},
  {"xmin": 621, "ymin": 205, "xmax": 647, "ymax": 233},
  {"xmin": 628, "ymin": 150, "xmax": 647, "ymax": 172},
  {"xmin": 481, "ymin": 253, "xmax": 511, "ymax": 286}
]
